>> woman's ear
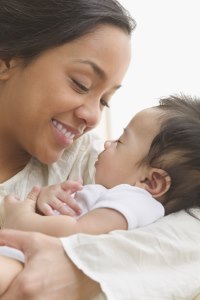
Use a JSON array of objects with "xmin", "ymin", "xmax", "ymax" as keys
[
  {"xmin": 0, "ymin": 59, "xmax": 18, "ymax": 80},
  {"xmin": 137, "ymin": 168, "xmax": 171, "ymax": 199}
]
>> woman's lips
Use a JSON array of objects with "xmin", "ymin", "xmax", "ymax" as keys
[
  {"xmin": 51, "ymin": 118, "xmax": 86, "ymax": 147},
  {"xmin": 52, "ymin": 119, "xmax": 75, "ymax": 139},
  {"xmin": 52, "ymin": 119, "xmax": 76, "ymax": 147}
]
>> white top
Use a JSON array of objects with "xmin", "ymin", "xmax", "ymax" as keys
[
  {"xmin": 75, "ymin": 184, "xmax": 164, "ymax": 229},
  {"xmin": 0, "ymin": 132, "xmax": 200, "ymax": 299},
  {"xmin": 61, "ymin": 208, "xmax": 200, "ymax": 300}
]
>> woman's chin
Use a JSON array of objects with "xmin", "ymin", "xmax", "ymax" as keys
[{"xmin": 37, "ymin": 150, "xmax": 65, "ymax": 165}]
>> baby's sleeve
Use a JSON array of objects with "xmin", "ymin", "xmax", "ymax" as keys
[{"xmin": 92, "ymin": 184, "xmax": 164, "ymax": 229}]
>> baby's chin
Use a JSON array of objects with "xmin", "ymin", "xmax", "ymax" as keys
[{"xmin": 94, "ymin": 176, "xmax": 113, "ymax": 189}]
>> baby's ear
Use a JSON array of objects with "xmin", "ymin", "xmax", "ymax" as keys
[{"xmin": 137, "ymin": 168, "xmax": 171, "ymax": 199}]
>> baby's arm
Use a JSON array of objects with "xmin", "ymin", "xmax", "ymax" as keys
[
  {"xmin": 0, "ymin": 256, "xmax": 23, "ymax": 296},
  {"xmin": 37, "ymin": 180, "xmax": 83, "ymax": 216},
  {"xmin": 3, "ymin": 185, "xmax": 164, "ymax": 237},
  {"xmin": 4, "ymin": 205, "xmax": 127, "ymax": 237},
  {"xmin": 3, "ymin": 186, "xmax": 127, "ymax": 236}
]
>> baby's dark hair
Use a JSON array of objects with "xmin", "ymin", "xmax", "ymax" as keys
[
  {"xmin": 145, "ymin": 94, "xmax": 200, "ymax": 215},
  {"xmin": 0, "ymin": 0, "xmax": 135, "ymax": 62}
]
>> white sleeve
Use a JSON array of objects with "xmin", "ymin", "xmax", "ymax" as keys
[
  {"xmin": 74, "ymin": 184, "xmax": 107, "ymax": 216},
  {"xmin": 92, "ymin": 184, "xmax": 164, "ymax": 229},
  {"xmin": 60, "ymin": 209, "xmax": 200, "ymax": 300},
  {"xmin": 0, "ymin": 246, "xmax": 24, "ymax": 262}
]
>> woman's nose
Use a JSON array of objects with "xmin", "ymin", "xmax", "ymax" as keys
[{"xmin": 75, "ymin": 102, "xmax": 101, "ymax": 128}]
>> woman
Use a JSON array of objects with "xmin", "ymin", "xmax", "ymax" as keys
[
  {"xmin": 0, "ymin": 1, "xmax": 200, "ymax": 300},
  {"xmin": 0, "ymin": 0, "xmax": 134, "ymax": 298}
]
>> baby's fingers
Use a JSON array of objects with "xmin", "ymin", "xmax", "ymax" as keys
[
  {"xmin": 66, "ymin": 198, "xmax": 81, "ymax": 215},
  {"xmin": 56, "ymin": 203, "xmax": 78, "ymax": 216},
  {"xmin": 49, "ymin": 197, "xmax": 78, "ymax": 216},
  {"xmin": 61, "ymin": 180, "xmax": 83, "ymax": 194},
  {"xmin": 58, "ymin": 192, "xmax": 82, "ymax": 215},
  {"xmin": 37, "ymin": 203, "xmax": 55, "ymax": 216}
]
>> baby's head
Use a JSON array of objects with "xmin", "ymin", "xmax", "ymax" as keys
[
  {"xmin": 95, "ymin": 94, "xmax": 200, "ymax": 214},
  {"xmin": 145, "ymin": 94, "xmax": 200, "ymax": 214}
]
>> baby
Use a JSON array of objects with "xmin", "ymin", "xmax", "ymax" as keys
[{"xmin": 0, "ymin": 94, "xmax": 200, "ymax": 294}]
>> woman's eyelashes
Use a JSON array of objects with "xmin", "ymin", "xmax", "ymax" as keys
[
  {"xmin": 71, "ymin": 78, "xmax": 110, "ymax": 108},
  {"xmin": 71, "ymin": 78, "xmax": 90, "ymax": 93}
]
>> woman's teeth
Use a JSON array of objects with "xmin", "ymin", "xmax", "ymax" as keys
[{"xmin": 52, "ymin": 120, "xmax": 75, "ymax": 139}]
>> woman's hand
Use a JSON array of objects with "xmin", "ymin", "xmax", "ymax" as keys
[
  {"xmin": 3, "ymin": 179, "xmax": 83, "ymax": 230},
  {"xmin": 3, "ymin": 186, "xmax": 41, "ymax": 230},
  {"xmin": 0, "ymin": 230, "xmax": 101, "ymax": 300},
  {"xmin": 36, "ymin": 180, "xmax": 83, "ymax": 216}
]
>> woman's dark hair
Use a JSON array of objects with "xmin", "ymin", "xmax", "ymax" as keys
[
  {"xmin": 0, "ymin": 0, "xmax": 136, "ymax": 62},
  {"xmin": 145, "ymin": 94, "xmax": 200, "ymax": 215}
]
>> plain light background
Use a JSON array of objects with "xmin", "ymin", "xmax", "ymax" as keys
[{"xmin": 94, "ymin": 0, "xmax": 200, "ymax": 140}]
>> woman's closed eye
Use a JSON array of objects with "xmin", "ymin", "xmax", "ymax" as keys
[
  {"xmin": 71, "ymin": 78, "xmax": 110, "ymax": 108},
  {"xmin": 71, "ymin": 78, "xmax": 90, "ymax": 93}
]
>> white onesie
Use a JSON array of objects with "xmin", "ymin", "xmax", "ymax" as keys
[{"xmin": 75, "ymin": 184, "xmax": 164, "ymax": 230}]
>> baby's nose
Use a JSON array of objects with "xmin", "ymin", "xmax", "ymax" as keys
[{"xmin": 104, "ymin": 140, "xmax": 112, "ymax": 150}]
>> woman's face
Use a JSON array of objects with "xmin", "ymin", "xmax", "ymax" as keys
[{"xmin": 0, "ymin": 25, "xmax": 131, "ymax": 164}]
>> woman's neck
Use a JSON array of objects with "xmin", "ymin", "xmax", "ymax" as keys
[{"xmin": 0, "ymin": 142, "xmax": 31, "ymax": 183}]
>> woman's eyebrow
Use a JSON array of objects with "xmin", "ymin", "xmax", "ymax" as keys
[
  {"xmin": 72, "ymin": 59, "xmax": 106, "ymax": 79},
  {"xmin": 72, "ymin": 59, "xmax": 121, "ymax": 90}
]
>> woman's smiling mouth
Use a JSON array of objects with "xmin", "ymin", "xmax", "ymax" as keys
[
  {"xmin": 52, "ymin": 119, "xmax": 75, "ymax": 139},
  {"xmin": 51, "ymin": 119, "xmax": 76, "ymax": 147}
]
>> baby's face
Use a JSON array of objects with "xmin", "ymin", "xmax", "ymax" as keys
[{"xmin": 95, "ymin": 108, "xmax": 162, "ymax": 188}]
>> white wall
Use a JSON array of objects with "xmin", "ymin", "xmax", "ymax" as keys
[{"xmin": 94, "ymin": 0, "xmax": 200, "ymax": 140}]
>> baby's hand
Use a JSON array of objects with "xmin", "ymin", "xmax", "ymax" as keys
[{"xmin": 37, "ymin": 180, "xmax": 83, "ymax": 216}]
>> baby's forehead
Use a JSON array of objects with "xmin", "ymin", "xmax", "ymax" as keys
[
  {"xmin": 125, "ymin": 107, "xmax": 163, "ymax": 139},
  {"xmin": 130, "ymin": 107, "xmax": 162, "ymax": 124}
]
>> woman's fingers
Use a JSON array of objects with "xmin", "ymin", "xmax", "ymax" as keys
[
  {"xmin": 0, "ymin": 230, "xmax": 97, "ymax": 300},
  {"xmin": 4, "ymin": 194, "xmax": 19, "ymax": 204},
  {"xmin": 26, "ymin": 185, "xmax": 41, "ymax": 204},
  {"xmin": 2, "ymin": 186, "xmax": 41, "ymax": 230},
  {"xmin": 3, "ymin": 185, "xmax": 41, "ymax": 214},
  {"xmin": 0, "ymin": 229, "xmax": 29, "ymax": 251}
]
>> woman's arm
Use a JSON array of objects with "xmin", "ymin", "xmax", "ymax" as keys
[
  {"xmin": 0, "ymin": 256, "xmax": 23, "ymax": 296},
  {"xmin": 0, "ymin": 230, "xmax": 101, "ymax": 300},
  {"xmin": 1, "ymin": 211, "xmax": 199, "ymax": 299}
]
